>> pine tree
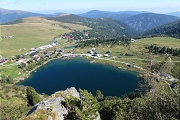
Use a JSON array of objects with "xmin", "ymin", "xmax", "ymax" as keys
[
  {"xmin": 26, "ymin": 87, "xmax": 41, "ymax": 106},
  {"xmin": 64, "ymin": 89, "xmax": 100, "ymax": 120}
]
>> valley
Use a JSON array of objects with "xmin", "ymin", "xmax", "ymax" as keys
[{"xmin": 0, "ymin": 7, "xmax": 179, "ymax": 120}]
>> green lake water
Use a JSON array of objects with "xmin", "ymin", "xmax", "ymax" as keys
[{"xmin": 18, "ymin": 57, "xmax": 139, "ymax": 97}]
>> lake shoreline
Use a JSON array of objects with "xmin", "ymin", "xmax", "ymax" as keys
[
  {"xmin": 15, "ymin": 54, "xmax": 141, "ymax": 84},
  {"xmin": 17, "ymin": 56, "xmax": 140, "ymax": 97}
]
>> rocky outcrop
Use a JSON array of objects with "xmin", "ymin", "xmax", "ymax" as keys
[
  {"xmin": 26, "ymin": 87, "xmax": 80, "ymax": 120},
  {"xmin": 24, "ymin": 87, "xmax": 101, "ymax": 120}
]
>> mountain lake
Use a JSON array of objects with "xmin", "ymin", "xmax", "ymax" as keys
[{"xmin": 17, "ymin": 57, "xmax": 140, "ymax": 97}]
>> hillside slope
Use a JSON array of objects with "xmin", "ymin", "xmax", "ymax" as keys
[
  {"xmin": 45, "ymin": 14, "xmax": 138, "ymax": 37},
  {"xmin": 143, "ymin": 19, "xmax": 180, "ymax": 38},
  {"xmin": 0, "ymin": 17, "xmax": 90, "ymax": 57},
  {"xmin": 120, "ymin": 13, "xmax": 179, "ymax": 32}
]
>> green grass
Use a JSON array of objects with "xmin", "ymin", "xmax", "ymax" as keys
[
  {"xmin": 135, "ymin": 37, "xmax": 180, "ymax": 48},
  {"xmin": 0, "ymin": 17, "xmax": 90, "ymax": 57},
  {"xmin": 74, "ymin": 37, "xmax": 180, "ymax": 70},
  {"xmin": 0, "ymin": 24, "xmax": 69, "ymax": 57},
  {"xmin": 0, "ymin": 65, "xmax": 20, "ymax": 78}
]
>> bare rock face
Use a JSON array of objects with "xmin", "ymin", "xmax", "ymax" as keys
[{"xmin": 26, "ymin": 87, "xmax": 80, "ymax": 120}]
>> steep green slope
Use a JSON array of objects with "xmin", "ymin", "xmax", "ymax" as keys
[
  {"xmin": 143, "ymin": 19, "xmax": 180, "ymax": 38},
  {"xmin": 120, "ymin": 13, "xmax": 179, "ymax": 32}
]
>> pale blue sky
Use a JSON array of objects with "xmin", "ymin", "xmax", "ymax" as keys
[{"xmin": 0, "ymin": 0, "xmax": 180, "ymax": 14}]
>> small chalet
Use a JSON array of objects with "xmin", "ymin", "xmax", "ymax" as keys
[
  {"xmin": 106, "ymin": 50, "xmax": 111, "ymax": 54},
  {"xmin": 50, "ymin": 41, "xmax": 58, "ymax": 46},
  {"xmin": 30, "ymin": 48, "xmax": 36, "ymax": 51},
  {"xmin": 127, "ymin": 63, "xmax": 134, "ymax": 68},
  {"xmin": 30, "ymin": 51, "xmax": 37, "ymax": 56},
  {"xmin": 87, "ymin": 50, "xmax": 94, "ymax": 54},
  {"xmin": 160, "ymin": 72, "xmax": 171, "ymax": 79},
  {"xmin": 125, "ymin": 53, "xmax": 134, "ymax": 56},
  {"xmin": 33, "ymin": 55, "xmax": 40, "ymax": 60},
  {"xmin": 92, "ymin": 48, "xmax": 96, "ymax": 51},
  {"xmin": 131, "ymin": 38, "xmax": 136, "ymax": 42},
  {"xmin": 0, "ymin": 58, "xmax": 9, "ymax": 63},
  {"xmin": 104, "ymin": 54, "xmax": 109, "ymax": 57}
]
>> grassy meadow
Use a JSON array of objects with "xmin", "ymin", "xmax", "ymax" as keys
[
  {"xmin": 0, "ymin": 17, "xmax": 90, "ymax": 57},
  {"xmin": 74, "ymin": 37, "xmax": 180, "ymax": 69},
  {"xmin": 135, "ymin": 37, "xmax": 180, "ymax": 48}
]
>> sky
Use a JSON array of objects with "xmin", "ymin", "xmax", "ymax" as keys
[{"xmin": 0, "ymin": 0, "xmax": 180, "ymax": 14}]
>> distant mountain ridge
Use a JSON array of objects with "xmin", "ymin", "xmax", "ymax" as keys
[
  {"xmin": 1, "ymin": 8, "xmax": 180, "ymax": 36},
  {"xmin": 79, "ymin": 10, "xmax": 180, "ymax": 33},
  {"xmin": 168, "ymin": 12, "xmax": 180, "ymax": 18},
  {"xmin": 120, "ymin": 13, "xmax": 180, "ymax": 32},
  {"xmin": 79, "ymin": 10, "xmax": 147, "ymax": 20},
  {"xmin": 143, "ymin": 19, "xmax": 180, "ymax": 38},
  {"xmin": 0, "ymin": 8, "xmax": 48, "ymax": 23}
]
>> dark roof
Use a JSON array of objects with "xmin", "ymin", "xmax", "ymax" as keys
[{"xmin": 125, "ymin": 53, "xmax": 134, "ymax": 56}]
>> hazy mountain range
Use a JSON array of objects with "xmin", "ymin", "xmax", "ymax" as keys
[
  {"xmin": 120, "ymin": 13, "xmax": 179, "ymax": 32},
  {"xmin": 167, "ymin": 12, "xmax": 180, "ymax": 18},
  {"xmin": 78, "ymin": 10, "xmax": 147, "ymax": 20},
  {"xmin": 79, "ymin": 10, "xmax": 180, "ymax": 32},
  {"xmin": 0, "ymin": 8, "xmax": 49, "ymax": 23},
  {"xmin": 1, "ymin": 8, "xmax": 180, "ymax": 36}
]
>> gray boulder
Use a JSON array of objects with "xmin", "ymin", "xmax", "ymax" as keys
[{"xmin": 27, "ymin": 87, "xmax": 80, "ymax": 120}]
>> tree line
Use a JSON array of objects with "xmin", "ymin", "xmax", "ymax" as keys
[
  {"xmin": 76, "ymin": 37, "xmax": 131, "ymax": 48},
  {"xmin": 146, "ymin": 44, "xmax": 180, "ymax": 56}
]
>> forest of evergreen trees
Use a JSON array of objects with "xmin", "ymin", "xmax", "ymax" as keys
[{"xmin": 146, "ymin": 44, "xmax": 180, "ymax": 56}]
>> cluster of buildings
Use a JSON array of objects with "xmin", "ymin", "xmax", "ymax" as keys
[
  {"xmin": 87, "ymin": 48, "xmax": 111, "ymax": 57},
  {"xmin": 4, "ymin": 36, "xmax": 13, "ymax": 39},
  {"xmin": 17, "ymin": 41, "xmax": 61, "ymax": 64},
  {"xmin": 24, "ymin": 41, "xmax": 58, "ymax": 56},
  {"xmin": 0, "ymin": 58, "xmax": 9, "ymax": 64}
]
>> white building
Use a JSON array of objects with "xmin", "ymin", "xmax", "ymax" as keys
[{"xmin": 131, "ymin": 38, "xmax": 136, "ymax": 42}]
